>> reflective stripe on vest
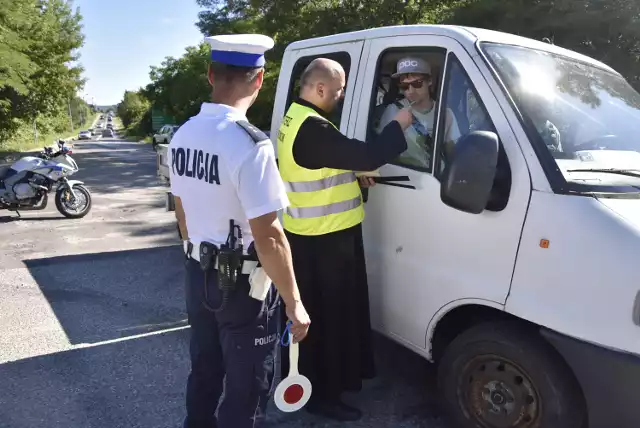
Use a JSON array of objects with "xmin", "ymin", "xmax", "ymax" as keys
[
  {"xmin": 283, "ymin": 171, "xmax": 356, "ymax": 193},
  {"xmin": 286, "ymin": 195, "xmax": 362, "ymax": 219},
  {"xmin": 277, "ymin": 102, "xmax": 365, "ymax": 236}
]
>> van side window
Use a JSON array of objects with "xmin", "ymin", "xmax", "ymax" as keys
[
  {"xmin": 368, "ymin": 48, "xmax": 447, "ymax": 173},
  {"xmin": 284, "ymin": 51, "xmax": 351, "ymax": 129},
  {"xmin": 436, "ymin": 53, "xmax": 512, "ymax": 211}
]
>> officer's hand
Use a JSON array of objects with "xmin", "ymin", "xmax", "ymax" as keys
[
  {"xmin": 393, "ymin": 107, "xmax": 413, "ymax": 130},
  {"xmin": 358, "ymin": 176, "xmax": 376, "ymax": 188},
  {"xmin": 286, "ymin": 301, "xmax": 311, "ymax": 343}
]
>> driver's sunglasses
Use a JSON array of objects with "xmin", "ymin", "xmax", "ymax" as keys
[{"xmin": 399, "ymin": 79, "xmax": 426, "ymax": 91}]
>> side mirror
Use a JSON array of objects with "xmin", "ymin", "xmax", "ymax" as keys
[{"xmin": 440, "ymin": 131, "xmax": 499, "ymax": 214}]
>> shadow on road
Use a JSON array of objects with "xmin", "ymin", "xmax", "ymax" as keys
[
  {"xmin": 0, "ymin": 330, "xmax": 443, "ymax": 428},
  {"xmin": 71, "ymin": 144, "xmax": 161, "ymax": 195},
  {"xmin": 23, "ymin": 245, "xmax": 187, "ymax": 345},
  {"xmin": 2, "ymin": 138, "xmax": 446, "ymax": 428},
  {"xmin": 0, "ymin": 328, "xmax": 190, "ymax": 428}
]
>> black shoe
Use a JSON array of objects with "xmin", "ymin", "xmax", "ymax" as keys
[{"xmin": 305, "ymin": 398, "xmax": 362, "ymax": 421}]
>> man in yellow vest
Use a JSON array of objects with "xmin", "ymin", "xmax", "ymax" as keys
[{"xmin": 277, "ymin": 58, "xmax": 413, "ymax": 421}]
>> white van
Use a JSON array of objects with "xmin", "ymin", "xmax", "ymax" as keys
[{"xmin": 270, "ymin": 25, "xmax": 640, "ymax": 428}]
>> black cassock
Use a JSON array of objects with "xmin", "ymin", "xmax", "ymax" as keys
[{"xmin": 279, "ymin": 98, "xmax": 407, "ymax": 401}]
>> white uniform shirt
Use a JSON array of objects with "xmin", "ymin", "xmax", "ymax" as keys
[{"xmin": 168, "ymin": 103, "xmax": 289, "ymax": 251}]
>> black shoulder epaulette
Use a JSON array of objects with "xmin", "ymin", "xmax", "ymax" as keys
[{"xmin": 236, "ymin": 120, "xmax": 269, "ymax": 144}]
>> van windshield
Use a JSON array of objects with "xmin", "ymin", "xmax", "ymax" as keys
[{"xmin": 481, "ymin": 42, "xmax": 640, "ymax": 192}]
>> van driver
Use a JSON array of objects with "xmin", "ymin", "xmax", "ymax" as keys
[{"xmin": 378, "ymin": 57, "xmax": 460, "ymax": 169}]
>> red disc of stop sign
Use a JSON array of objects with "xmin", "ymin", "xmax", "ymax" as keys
[{"xmin": 275, "ymin": 333, "xmax": 312, "ymax": 412}]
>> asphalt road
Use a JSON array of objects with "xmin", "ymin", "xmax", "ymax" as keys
[{"xmin": 0, "ymin": 135, "xmax": 446, "ymax": 428}]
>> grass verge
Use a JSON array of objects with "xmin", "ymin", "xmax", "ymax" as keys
[
  {"xmin": 121, "ymin": 126, "xmax": 153, "ymax": 144},
  {"xmin": 0, "ymin": 114, "xmax": 99, "ymax": 162}
]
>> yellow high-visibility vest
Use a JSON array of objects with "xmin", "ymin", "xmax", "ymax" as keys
[{"xmin": 277, "ymin": 102, "xmax": 364, "ymax": 236}]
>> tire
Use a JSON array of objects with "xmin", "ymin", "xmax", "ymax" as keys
[
  {"xmin": 437, "ymin": 321, "xmax": 586, "ymax": 428},
  {"xmin": 55, "ymin": 184, "xmax": 92, "ymax": 219},
  {"xmin": 152, "ymin": 138, "xmax": 158, "ymax": 151}
]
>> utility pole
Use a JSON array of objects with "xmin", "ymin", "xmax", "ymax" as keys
[{"xmin": 68, "ymin": 99, "xmax": 74, "ymax": 132}]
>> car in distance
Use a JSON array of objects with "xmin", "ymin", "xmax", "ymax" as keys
[
  {"xmin": 152, "ymin": 124, "xmax": 179, "ymax": 150},
  {"xmin": 78, "ymin": 130, "xmax": 92, "ymax": 140}
]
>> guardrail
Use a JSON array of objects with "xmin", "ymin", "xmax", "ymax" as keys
[
  {"xmin": 155, "ymin": 143, "xmax": 175, "ymax": 211},
  {"xmin": 156, "ymin": 143, "xmax": 170, "ymax": 183}
]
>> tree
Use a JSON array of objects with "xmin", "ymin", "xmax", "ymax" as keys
[
  {"xmin": 141, "ymin": 43, "xmax": 211, "ymax": 125},
  {"xmin": 0, "ymin": 0, "xmax": 86, "ymax": 147},
  {"xmin": 117, "ymin": 91, "xmax": 150, "ymax": 128},
  {"xmin": 194, "ymin": 0, "xmax": 457, "ymax": 128},
  {"xmin": 126, "ymin": 0, "xmax": 640, "ymax": 134},
  {"xmin": 443, "ymin": 0, "xmax": 640, "ymax": 90}
]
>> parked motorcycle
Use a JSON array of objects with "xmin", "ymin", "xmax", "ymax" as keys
[{"xmin": 0, "ymin": 140, "xmax": 92, "ymax": 218}]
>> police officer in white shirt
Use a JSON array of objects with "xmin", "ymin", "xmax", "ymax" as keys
[{"xmin": 168, "ymin": 34, "xmax": 311, "ymax": 428}]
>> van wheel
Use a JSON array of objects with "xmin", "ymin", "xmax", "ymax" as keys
[{"xmin": 437, "ymin": 321, "xmax": 586, "ymax": 428}]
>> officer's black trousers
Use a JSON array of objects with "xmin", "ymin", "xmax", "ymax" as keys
[{"xmin": 183, "ymin": 258, "xmax": 280, "ymax": 428}]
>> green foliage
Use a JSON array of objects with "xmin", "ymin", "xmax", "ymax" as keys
[
  {"xmin": 141, "ymin": 44, "xmax": 211, "ymax": 125},
  {"xmin": 0, "ymin": 0, "xmax": 86, "ymax": 150},
  {"xmin": 123, "ymin": 0, "xmax": 640, "ymax": 132},
  {"xmin": 442, "ymin": 0, "xmax": 640, "ymax": 90},
  {"xmin": 117, "ymin": 91, "xmax": 153, "ymax": 140},
  {"xmin": 117, "ymin": 91, "xmax": 151, "ymax": 128},
  {"xmin": 0, "ymin": 107, "xmax": 95, "ymax": 156},
  {"xmin": 193, "ymin": 0, "xmax": 455, "ymax": 128}
]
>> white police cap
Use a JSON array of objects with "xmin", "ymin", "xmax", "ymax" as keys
[{"xmin": 205, "ymin": 34, "xmax": 275, "ymax": 68}]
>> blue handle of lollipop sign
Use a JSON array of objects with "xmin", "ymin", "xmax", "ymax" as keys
[{"xmin": 280, "ymin": 320, "xmax": 293, "ymax": 347}]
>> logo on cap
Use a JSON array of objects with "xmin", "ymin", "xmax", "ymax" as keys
[{"xmin": 399, "ymin": 60, "xmax": 419, "ymax": 69}]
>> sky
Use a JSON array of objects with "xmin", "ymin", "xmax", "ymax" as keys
[{"xmin": 73, "ymin": 0, "xmax": 206, "ymax": 106}]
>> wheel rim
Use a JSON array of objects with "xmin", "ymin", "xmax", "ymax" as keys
[
  {"xmin": 457, "ymin": 354, "xmax": 540, "ymax": 428},
  {"xmin": 61, "ymin": 187, "xmax": 89, "ymax": 215}
]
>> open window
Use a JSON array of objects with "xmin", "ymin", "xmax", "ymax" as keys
[
  {"xmin": 284, "ymin": 51, "xmax": 351, "ymax": 129},
  {"xmin": 366, "ymin": 47, "xmax": 447, "ymax": 173}
]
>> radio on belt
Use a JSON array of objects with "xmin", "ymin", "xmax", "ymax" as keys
[
  {"xmin": 196, "ymin": 218, "xmax": 272, "ymax": 308},
  {"xmin": 217, "ymin": 219, "xmax": 244, "ymax": 287},
  {"xmin": 196, "ymin": 219, "xmax": 244, "ymax": 312}
]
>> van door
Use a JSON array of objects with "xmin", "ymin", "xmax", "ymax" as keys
[
  {"xmin": 270, "ymin": 41, "xmax": 366, "ymax": 147},
  {"xmin": 352, "ymin": 34, "xmax": 531, "ymax": 350}
]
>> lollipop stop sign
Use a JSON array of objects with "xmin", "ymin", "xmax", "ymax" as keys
[{"xmin": 274, "ymin": 321, "xmax": 312, "ymax": 412}]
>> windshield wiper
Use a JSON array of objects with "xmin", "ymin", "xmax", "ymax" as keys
[{"xmin": 566, "ymin": 168, "xmax": 640, "ymax": 178}]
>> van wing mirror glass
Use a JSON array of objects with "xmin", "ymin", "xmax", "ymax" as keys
[{"xmin": 440, "ymin": 131, "xmax": 499, "ymax": 214}]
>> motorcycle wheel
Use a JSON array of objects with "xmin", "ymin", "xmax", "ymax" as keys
[{"xmin": 55, "ymin": 184, "xmax": 92, "ymax": 218}]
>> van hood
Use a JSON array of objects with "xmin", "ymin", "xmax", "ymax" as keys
[
  {"xmin": 597, "ymin": 197, "xmax": 640, "ymax": 231},
  {"xmin": 556, "ymin": 150, "xmax": 640, "ymax": 185}
]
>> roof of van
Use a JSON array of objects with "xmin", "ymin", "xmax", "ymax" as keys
[{"xmin": 284, "ymin": 24, "xmax": 618, "ymax": 74}]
